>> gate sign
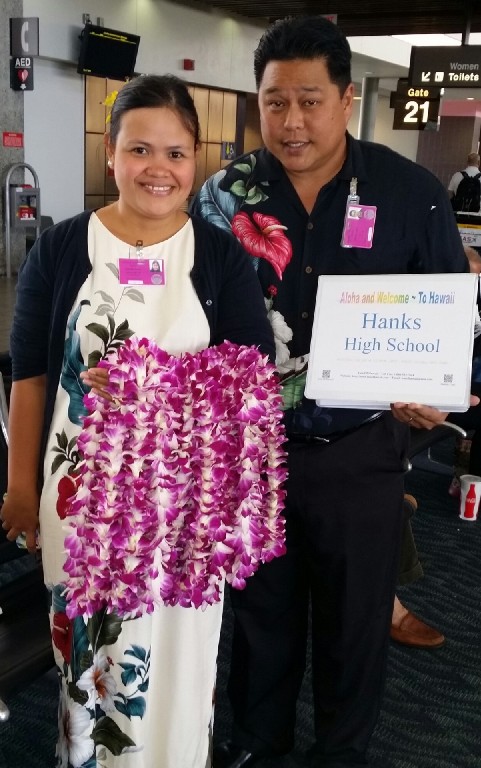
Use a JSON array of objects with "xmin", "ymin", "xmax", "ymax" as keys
[
  {"xmin": 394, "ymin": 77, "xmax": 441, "ymax": 100},
  {"xmin": 390, "ymin": 77, "xmax": 441, "ymax": 130},
  {"xmin": 392, "ymin": 94, "xmax": 440, "ymax": 130},
  {"xmin": 409, "ymin": 45, "xmax": 481, "ymax": 87}
]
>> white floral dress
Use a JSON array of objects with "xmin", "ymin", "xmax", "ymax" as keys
[{"xmin": 39, "ymin": 214, "xmax": 223, "ymax": 768}]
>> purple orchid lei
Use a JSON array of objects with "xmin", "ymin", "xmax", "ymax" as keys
[{"xmin": 63, "ymin": 338, "xmax": 287, "ymax": 618}]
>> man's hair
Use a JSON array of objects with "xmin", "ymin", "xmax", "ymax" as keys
[
  {"xmin": 254, "ymin": 15, "xmax": 352, "ymax": 94},
  {"xmin": 468, "ymin": 152, "xmax": 480, "ymax": 167}
]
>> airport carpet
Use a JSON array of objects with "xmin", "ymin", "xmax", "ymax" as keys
[{"xmin": 1, "ymin": 444, "xmax": 480, "ymax": 768}]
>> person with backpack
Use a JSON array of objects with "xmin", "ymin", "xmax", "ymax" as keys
[{"xmin": 448, "ymin": 152, "xmax": 481, "ymax": 213}]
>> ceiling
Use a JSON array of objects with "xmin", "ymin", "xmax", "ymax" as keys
[
  {"xmin": 185, "ymin": 0, "xmax": 481, "ymax": 37},
  {"xmin": 180, "ymin": 0, "xmax": 481, "ymax": 102}
]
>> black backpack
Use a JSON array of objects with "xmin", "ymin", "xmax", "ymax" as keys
[{"xmin": 451, "ymin": 170, "xmax": 481, "ymax": 212}]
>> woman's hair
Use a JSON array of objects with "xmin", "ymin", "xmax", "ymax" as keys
[
  {"xmin": 109, "ymin": 74, "xmax": 201, "ymax": 147},
  {"xmin": 254, "ymin": 15, "xmax": 352, "ymax": 95}
]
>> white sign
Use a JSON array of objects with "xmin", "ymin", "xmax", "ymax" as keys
[
  {"xmin": 458, "ymin": 224, "xmax": 481, "ymax": 247},
  {"xmin": 305, "ymin": 273, "xmax": 478, "ymax": 411}
]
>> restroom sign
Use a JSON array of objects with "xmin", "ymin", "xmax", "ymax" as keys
[
  {"xmin": 409, "ymin": 45, "xmax": 481, "ymax": 87},
  {"xmin": 10, "ymin": 57, "xmax": 34, "ymax": 91}
]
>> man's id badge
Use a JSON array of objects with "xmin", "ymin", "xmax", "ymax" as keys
[
  {"xmin": 341, "ymin": 204, "xmax": 377, "ymax": 249},
  {"xmin": 118, "ymin": 258, "xmax": 165, "ymax": 285}
]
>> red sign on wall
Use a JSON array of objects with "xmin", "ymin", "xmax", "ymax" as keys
[{"xmin": 2, "ymin": 131, "xmax": 24, "ymax": 148}]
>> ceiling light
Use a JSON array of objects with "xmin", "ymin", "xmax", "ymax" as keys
[{"xmin": 392, "ymin": 33, "xmax": 461, "ymax": 46}]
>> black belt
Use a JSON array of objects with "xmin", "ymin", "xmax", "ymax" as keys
[{"xmin": 287, "ymin": 413, "xmax": 382, "ymax": 446}]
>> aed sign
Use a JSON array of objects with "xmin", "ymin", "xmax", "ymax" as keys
[
  {"xmin": 409, "ymin": 45, "xmax": 481, "ymax": 87},
  {"xmin": 391, "ymin": 94, "xmax": 440, "ymax": 131},
  {"xmin": 10, "ymin": 56, "xmax": 34, "ymax": 91}
]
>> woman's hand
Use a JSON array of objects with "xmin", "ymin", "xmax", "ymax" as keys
[
  {"xmin": 391, "ymin": 395, "xmax": 480, "ymax": 429},
  {"xmin": 80, "ymin": 367, "xmax": 112, "ymax": 401},
  {"xmin": 0, "ymin": 489, "xmax": 39, "ymax": 553}
]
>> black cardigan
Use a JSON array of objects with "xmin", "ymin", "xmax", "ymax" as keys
[{"xmin": 10, "ymin": 211, "xmax": 275, "ymax": 475}]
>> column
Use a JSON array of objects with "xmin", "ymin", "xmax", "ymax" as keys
[{"xmin": 358, "ymin": 76, "xmax": 379, "ymax": 142}]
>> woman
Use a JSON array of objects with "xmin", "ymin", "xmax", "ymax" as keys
[{"xmin": 0, "ymin": 74, "xmax": 274, "ymax": 768}]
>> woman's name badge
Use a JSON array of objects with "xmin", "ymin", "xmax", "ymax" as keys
[
  {"xmin": 341, "ymin": 204, "xmax": 377, "ymax": 249},
  {"xmin": 118, "ymin": 258, "xmax": 165, "ymax": 285}
]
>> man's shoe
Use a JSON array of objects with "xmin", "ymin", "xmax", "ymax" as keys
[
  {"xmin": 390, "ymin": 610, "xmax": 445, "ymax": 649},
  {"xmin": 403, "ymin": 493, "xmax": 418, "ymax": 513},
  {"xmin": 213, "ymin": 741, "xmax": 268, "ymax": 768}
]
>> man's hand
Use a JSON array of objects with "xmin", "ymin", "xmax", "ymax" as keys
[{"xmin": 391, "ymin": 395, "xmax": 480, "ymax": 429}]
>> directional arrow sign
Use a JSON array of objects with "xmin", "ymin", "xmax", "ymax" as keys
[{"xmin": 409, "ymin": 45, "xmax": 481, "ymax": 88}]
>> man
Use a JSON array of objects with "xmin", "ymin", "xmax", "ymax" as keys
[
  {"xmin": 191, "ymin": 16, "xmax": 468, "ymax": 768},
  {"xmin": 448, "ymin": 152, "xmax": 481, "ymax": 213}
]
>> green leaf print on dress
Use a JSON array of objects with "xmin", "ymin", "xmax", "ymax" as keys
[
  {"xmin": 85, "ymin": 288, "xmax": 140, "ymax": 368},
  {"xmin": 51, "ymin": 430, "xmax": 80, "ymax": 477},
  {"xmin": 52, "ymin": 585, "xmax": 150, "ymax": 767},
  {"xmin": 60, "ymin": 285, "xmax": 143, "ymax": 426},
  {"xmin": 60, "ymin": 300, "xmax": 90, "ymax": 426},
  {"xmin": 54, "ymin": 278, "xmax": 150, "ymax": 765}
]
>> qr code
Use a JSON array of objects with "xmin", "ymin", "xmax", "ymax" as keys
[
  {"xmin": 443, "ymin": 374, "xmax": 453, "ymax": 384},
  {"xmin": 322, "ymin": 369, "xmax": 331, "ymax": 380}
]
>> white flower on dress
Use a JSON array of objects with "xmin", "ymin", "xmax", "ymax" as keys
[
  {"xmin": 57, "ymin": 696, "xmax": 95, "ymax": 768},
  {"xmin": 77, "ymin": 651, "xmax": 118, "ymax": 712}
]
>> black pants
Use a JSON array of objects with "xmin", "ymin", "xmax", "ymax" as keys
[
  {"xmin": 398, "ymin": 496, "xmax": 423, "ymax": 586},
  {"xmin": 227, "ymin": 413, "xmax": 408, "ymax": 767}
]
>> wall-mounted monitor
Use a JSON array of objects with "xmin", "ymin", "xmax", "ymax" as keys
[{"xmin": 77, "ymin": 23, "xmax": 140, "ymax": 81}]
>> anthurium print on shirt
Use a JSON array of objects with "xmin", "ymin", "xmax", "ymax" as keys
[
  {"xmin": 63, "ymin": 338, "xmax": 287, "ymax": 619},
  {"xmin": 194, "ymin": 154, "xmax": 268, "ymax": 238},
  {"xmin": 232, "ymin": 212, "xmax": 293, "ymax": 280},
  {"xmin": 193, "ymin": 160, "xmax": 295, "ymax": 373}
]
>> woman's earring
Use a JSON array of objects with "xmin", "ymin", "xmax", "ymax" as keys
[{"xmin": 107, "ymin": 159, "xmax": 113, "ymax": 168}]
